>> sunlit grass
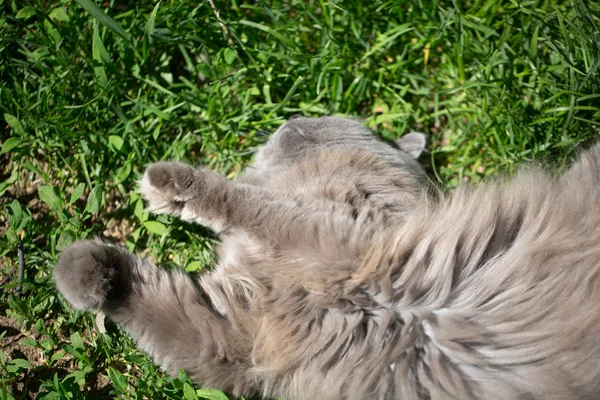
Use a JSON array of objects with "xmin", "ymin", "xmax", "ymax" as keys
[{"xmin": 1, "ymin": 0, "xmax": 599, "ymax": 398}]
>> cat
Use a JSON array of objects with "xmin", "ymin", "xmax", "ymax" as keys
[{"xmin": 54, "ymin": 115, "xmax": 600, "ymax": 400}]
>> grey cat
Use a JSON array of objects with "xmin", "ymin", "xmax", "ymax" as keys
[{"xmin": 54, "ymin": 116, "xmax": 600, "ymax": 400}]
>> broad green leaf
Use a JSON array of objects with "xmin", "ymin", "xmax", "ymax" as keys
[
  {"xmin": 84, "ymin": 186, "xmax": 102, "ymax": 215},
  {"xmin": 183, "ymin": 383, "xmax": 198, "ymax": 400},
  {"xmin": 57, "ymin": 230, "xmax": 76, "ymax": 251},
  {"xmin": 223, "ymin": 48, "xmax": 236, "ymax": 64},
  {"xmin": 0, "ymin": 137, "xmax": 21, "ymax": 154},
  {"xmin": 171, "ymin": 377, "xmax": 184, "ymax": 390},
  {"xmin": 29, "ymin": 48, "xmax": 50, "ymax": 62},
  {"xmin": 4, "ymin": 114, "xmax": 25, "ymax": 135},
  {"xmin": 8, "ymin": 200, "xmax": 23, "ymax": 231},
  {"xmin": 39, "ymin": 338, "xmax": 56, "ymax": 351},
  {"xmin": 176, "ymin": 369, "xmax": 188, "ymax": 383},
  {"xmin": 0, "ymin": 171, "xmax": 18, "ymax": 196},
  {"xmin": 69, "ymin": 183, "xmax": 86, "ymax": 205},
  {"xmin": 44, "ymin": 19, "xmax": 61, "ymax": 43},
  {"xmin": 115, "ymin": 163, "xmax": 132, "ymax": 184},
  {"xmin": 185, "ymin": 261, "xmax": 202, "ymax": 272},
  {"xmin": 15, "ymin": 7, "xmax": 35, "ymax": 20},
  {"xmin": 134, "ymin": 198, "xmax": 147, "ymax": 222},
  {"xmin": 123, "ymin": 354, "xmax": 145, "ymax": 364},
  {"xmin": 65, "ymin": 370, "xmax": 87, "ymax": 387},
  {"xmin": 35, "ymin": 319, "xmax": 45, "ymax": 336},
  {"xmin": 62, "ymin": 344, "xmax": 82, "ymax": 359},
  {"xmin": 108, "ymin": 135, "xmax": 124, "ymax": 152},
  {"xmin": 6, "ymin": 358, "xmax": 30, "ymax": 373},
  {"xmin": 70, "ymin": 332, "xmax": 84, "ymax": 350},
  {"xmin": 22, "ymin": 338, "xmax": 37, "ymax": 347},
  {"xmin": 7, "ymin": 296, "xmax": 27, "ymax": 317},
  {"xmin": 75, "ymin": 0, "xmax": 130, "ymax": 41},
  {"xmin": 144, "ymin": 221, "xmax": 167, "ymax": 235},
  {"xmin": 49, "ymin": 7, "xmax": 69, "ymax": 22},
  {"xmin": 50, "ymin": 351, "xmax": 66, "ymax": 364},
  {"xmin": 196, "ymin": 64, "xmax": 213, "ymax": 78},
  {"xmin": 107, "ymin": 367, "xmax": 128, "ymax": 394},
  {"xmin": 146, "ymin": 1, "xmax": 161, "ymax": 43},
  {"xmin": 196, "ymin": 388, "xmax": 228, "ymax": 400},
  {"xmin": 33, "ymin": 298, "xmax": 51, "ymax": 314},
  {"xmin": 38, "ymin": 186, "xmax": 63, "ymax": 211}
]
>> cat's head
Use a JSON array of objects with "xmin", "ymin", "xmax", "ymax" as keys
[{"xmin": 251, "ymin": 116, "xmax": 426, "ymax": 173}]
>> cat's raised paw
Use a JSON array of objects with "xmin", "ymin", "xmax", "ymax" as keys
[
  {"xmin": 54, "ymin": 240, "xmax": 120, "ymax": 311},
  {"xmin": 146, "ymin": 162, "xmax": 197, "ymax": 194},
  {"xmin": 140, "ymin": 162, "xmax": 227, "ymax": 219},
  {"xmin": 140, "ymin": 162, "xmax": 205, "ymax": 214}
]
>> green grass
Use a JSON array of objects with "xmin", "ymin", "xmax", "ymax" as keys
[{"xmin": 1, "ymin": 0, "xmax": 599, "ymax": 398}]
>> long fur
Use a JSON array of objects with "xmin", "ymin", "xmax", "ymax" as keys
[{"xmin": 54, "ymin": 116, "xmax": 600, "ymax": 399}]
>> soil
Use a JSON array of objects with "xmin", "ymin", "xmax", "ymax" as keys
[{"xmin": 0, "ymin": 312, "xmax": 113, "ymax": 399}]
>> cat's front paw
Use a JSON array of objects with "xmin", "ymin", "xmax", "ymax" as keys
[
  {"xmin": 140, "ymin": 162, "xmax": 203, "ymax": 214},
  {"xmin": 54, "ymin": 240, "xmax": 120, "ymax": 311},
  {"xmin": 140, "ymin": 162, "xmax": 226, "ymax": 218}
]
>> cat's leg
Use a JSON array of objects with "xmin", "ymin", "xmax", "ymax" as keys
[
  {"xmin": 137, "ymin": 162, "xmax": 226, "ymax": 226},
  {"xmin": 53, "ymin": 239, "xmax": 252, "ymax": 394},
  {"xmin": 139, "ymin": 162, "xmax": 378, "ymax": 258}
]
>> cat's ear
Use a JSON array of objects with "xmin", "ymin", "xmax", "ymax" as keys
[{"xmin": 396, "ymin": 132, "xmax": 427, "ymax": 159}]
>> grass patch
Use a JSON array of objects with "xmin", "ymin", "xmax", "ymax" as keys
[{"xmin": 1, "ymin": 0, "xmax": 599, "ymax": 398}]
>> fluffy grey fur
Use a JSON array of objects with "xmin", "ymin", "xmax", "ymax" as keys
[{"xmin": 54, "ymin": 116, "xmax": 600, "ymax": 400}]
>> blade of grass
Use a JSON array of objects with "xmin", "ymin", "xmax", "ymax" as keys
[{"xmin": 76, "ymin": 0, "xmax": 130, "ymax": 41}]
